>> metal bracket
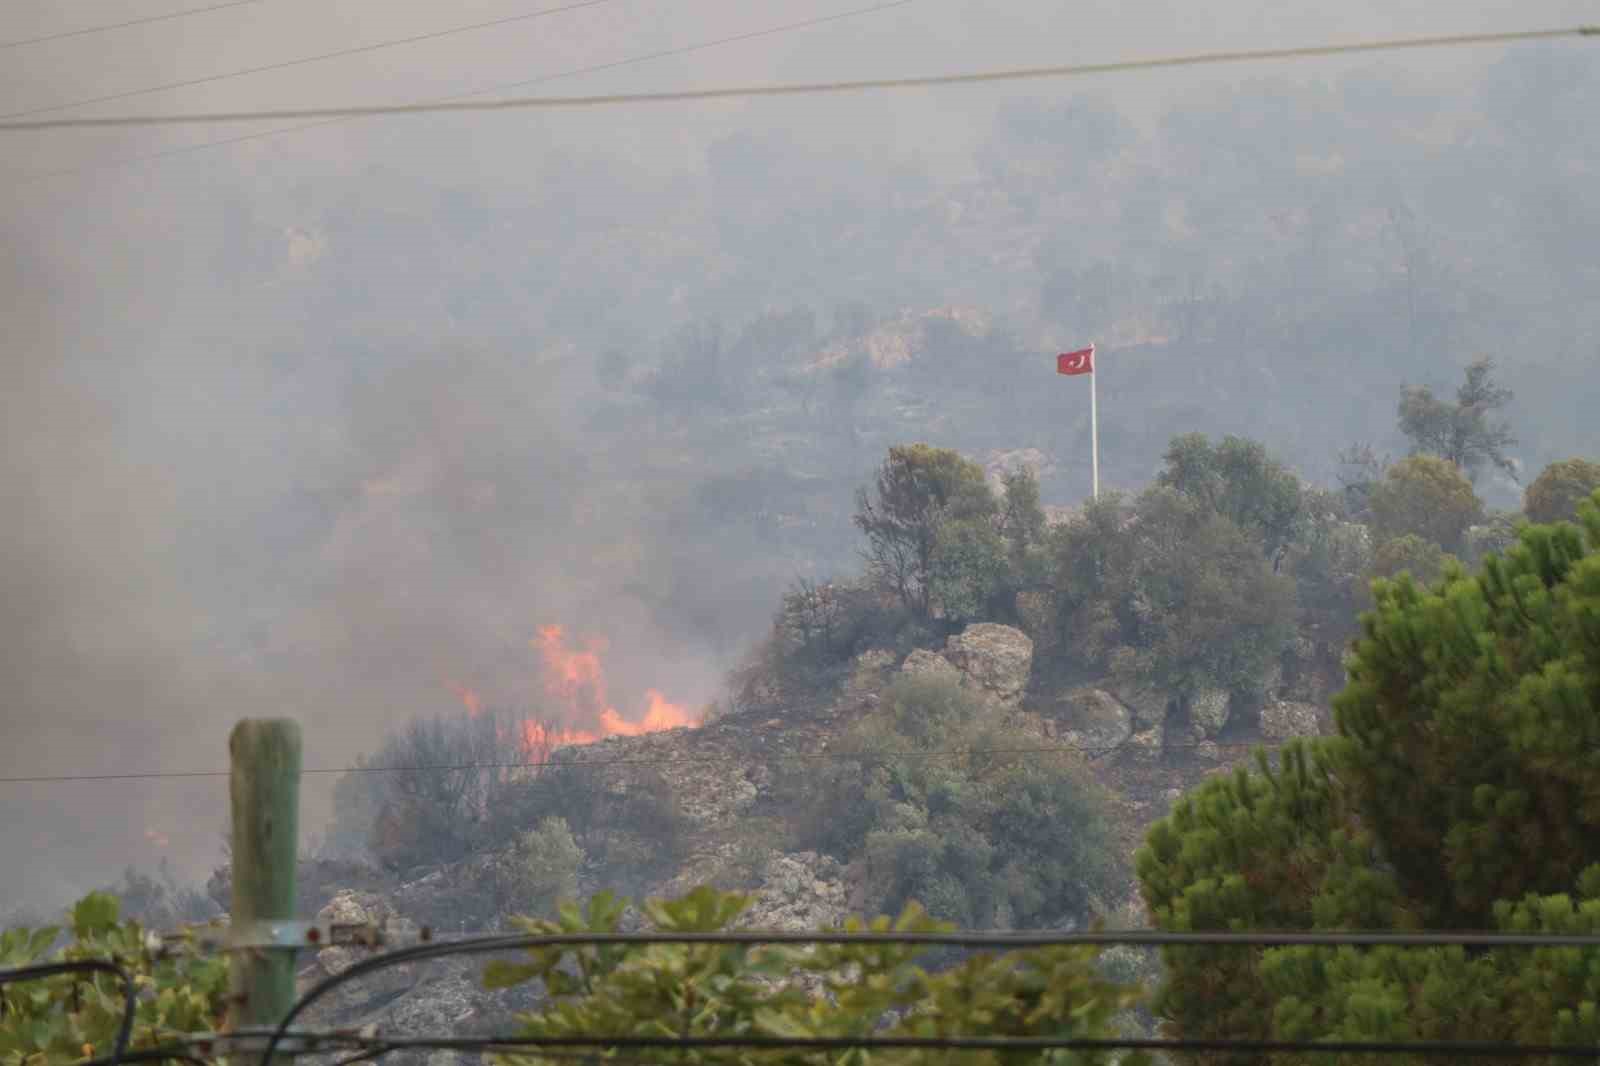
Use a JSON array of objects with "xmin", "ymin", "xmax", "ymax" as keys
[{"xmin": 152, "ymin": 920, "xmax": 419, "ymax": 957}]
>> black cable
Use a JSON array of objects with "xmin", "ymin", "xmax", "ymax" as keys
[
  {"xmin": 300, "ymin": 1032, "xmax": 1600, "ymax": 1058},
  {"xmin": 0, "ymin": 1, "xmax": 258, "ymax": 51},
  {"xmin": 261, "ymin": 927, "xmax": 1600, "ymax": 1066},
  {"xmin": 0, "ymin": 959, "xmax": 136, "ymax": 1066},
  {"xmin": 1, "ymin": 0, "xmax": 621, "ymax": 121},
  {"xmin": 12, "ymin": 0, "xmax": 921, "ymax": 188},
  {"xmin": 0, "ymin": 738, "xmax": 1288, "ymax": 785},
  {"xmin": 4, "ymin": 24, "xmax": 1596, "ymax": 132}
]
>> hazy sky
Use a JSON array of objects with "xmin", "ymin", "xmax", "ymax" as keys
[{"xmin": 2, "ymin": 0, "xmax": 1595, "ymax": 912}]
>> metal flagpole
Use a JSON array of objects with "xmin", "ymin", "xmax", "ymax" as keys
[{"xmin": 1090, "ymin": 343, "xmax": 1099, "ymax": 499}]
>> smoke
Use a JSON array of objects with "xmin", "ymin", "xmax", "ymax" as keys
[{"xmin": 3, "ymin": 0, "xmax": 1597, "ymax": 914}]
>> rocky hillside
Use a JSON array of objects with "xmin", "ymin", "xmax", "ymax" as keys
[{"xmin": 200, "ymin": 621, "xmax": 1334, "ymax": 1059}]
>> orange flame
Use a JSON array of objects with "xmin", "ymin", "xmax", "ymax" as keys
[
  {"xmin": 448, "ymin": 681, "xmax": 484, "ymax": 717},
  {"xmin": 534, "ymin": 625, "xmax": 698, "ymax": 737}
]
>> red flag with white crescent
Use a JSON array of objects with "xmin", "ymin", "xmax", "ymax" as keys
[{"xmin": 1056, "ymin": 345, "xmax": 1094, "ymax": 375}]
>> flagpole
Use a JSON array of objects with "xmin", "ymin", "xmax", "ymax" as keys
[{"xmin": 1090, "ymin": 342, "xmax": 1099, "ymax": 499}]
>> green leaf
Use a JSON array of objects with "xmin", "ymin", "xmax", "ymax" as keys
[
  {"xmin": 69, "ymin": 895, "xmax": 119, "ymax": 938},
  {"xmin": 482, "ymin": 961, "xmax": 542, "ymax": 990}
]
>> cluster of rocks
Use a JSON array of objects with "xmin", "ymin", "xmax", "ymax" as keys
[{"xmin": 899, "ymin": 622, "xmax": 1033, "ymax": 708}]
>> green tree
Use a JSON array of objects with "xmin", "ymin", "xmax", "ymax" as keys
[
  {"xmin": 1366, "ymin": 532, "xmax": 1455, "ymax": 585},
  {"xmin": 853, "ymin": 444, "xmax": 998, "ymax": 617},
  {"xmin": 1136, "ymin": 492, "xmax": 1600, "ymax": 1059},
  {"xmin": 485, "ymin": 886, "xmax": 1146, "ymax": 1066},
  {"xmin": 927, "ymin": 516, "xmax": 1008, "ymax": 622},
  {"xmin": 1158, "ymin": 433, "xmax": 1304, "ymax": 554},
  {"xmin": 1397, "ymin": 356, "xmax": 1517, "ymax": 482},
  {"xmin": 1365, "ymin": 454, "xmax": 1483, "ymax": 554},
  {"xmin": 1, "ymin": 893, "xmax": 229, "ymax": 1064},
  {"xmin": 1524, "ymin": 457, "xmax": 1600, "ymax": 524},
  {"xmin": 1039, "ymin": 489, "xmax": 1296, "ymax": 703}
]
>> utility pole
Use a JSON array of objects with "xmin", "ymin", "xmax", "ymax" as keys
[{"xmin": 228, "ymin": 718, "xmax": 302, "ymax": 1055}]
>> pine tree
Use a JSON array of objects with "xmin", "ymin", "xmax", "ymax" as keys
[{"xmin": 1136, "ymin": 490, "xmax": 1600, "ymax": 1062}]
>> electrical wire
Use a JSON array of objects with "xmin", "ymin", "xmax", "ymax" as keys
[
  {"xmin": 1, "ymin": 0, "xmax": 622, "ymax": 121},
  {"xmin": 262, "ymin": 927, "xmax": 1600, "ymax": 1066},
  {"xmin": 0, "ymin": 738, "xmax": 1290, "ymax": 785},
  {"xmin": 0, "ymin": 959, "xmax": 137, "ymax": 1066},
  {"xmin": 3, "ymin": 24, "xmax": 1594, "ymax": 132},
  {"xmin": 7, "ymin": 0, "xmax": 919, "ymax": 188},
  {"xmin": 0, "ymin": 1, "xmax": 260, "ymax": 51}
]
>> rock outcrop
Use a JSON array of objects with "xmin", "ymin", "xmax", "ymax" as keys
[
  {"xmin": 1055, "ymin": 688, "xmax": 1133, "ymax": 750},
  {"xmin": 1188, "ymin": 688, "xmax": 1231, "ymax": 739},
  {"xmin": 1259, "ymin": 700, "xmax": 1325, "ymax": 740},
  {"xmin": 900, "ymin": 648, "xmax": 963, "ymax": 685},
  {"xmin": 942, "ymin": 623, "xmax": 1033, "ymax": 707}
]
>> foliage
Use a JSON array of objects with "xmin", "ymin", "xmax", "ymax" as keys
[
  {"xmin": 1365, "ymin": 454, "xmax": 1483, "ymax": 554},
  {"xmin": 786, "ymin": 676, "xmax": 1119, "ymax": 929},
  {"xmin": 853, "ymin": 444, "xmax": 997, "ymax": 617},
  {"xmin": 1397, "ymin": 356, "xmax": 1517, "ymax": 482},
  {"xmin": 1366, "ymin": 533, "xmax": 1455, "ymax": 586},
  {"xmin": 1524, "ymin": 457, "xmax": 1600, "ymax": 525},
  {"xmin": 484, "ymin": 885, "xmax": 1147, "ymax": 1066},
  {"xmin": 1041, "ymin": 487, "xmax": 1297, "ymax": 702},
  {"xmin": 1, "ymin": 893, "xmax": 228, "ymax": 1065},
  {"xmin": 1280, "ymin": 490, "xmax": 1371, "ymax": 654},
  {"xmin": 1158, "ymin": 433, "xmax": 1304, "ymax": 554},
  {"xmin": 494, "ymin": 817, "xmax": 584, "ymax": 920},
  {"xmin": 927, "ymin": 517, "xmax": 1009, "ymax": 623},
  {"xmin": 509, "ymin": 761, "xmax": 693, "ymax": 895},
  {"xmin": 103, "ymin": 861, "xmax": 220, "ymax": 930},
  {"xmin": 1136, "ymin": 494, "xmax": 1600, "ymax": 1060}
]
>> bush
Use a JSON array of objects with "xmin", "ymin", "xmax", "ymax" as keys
[
  {"xmin": 1, "ymin": 893, "xmax": 229, "ymax": 1063},
  {"xmin": 786, "ymin": 676, "xmax": 1119, "ymax": 929},
  {"xmin": 485, "ymin": 886, "xmax": 1147, "ymax": 1066},
  {"xmin": 493, "ymin": 817, "xmax": 583, "ymax": 919}
]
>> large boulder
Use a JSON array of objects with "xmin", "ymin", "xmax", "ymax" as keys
[
  {"xmin": 1260, "ymin": 700, "xmax": 1325, "ymax": 740},
  {"xmin": 1189, "ymin": 688, "xmax": 1231, "ymax": 739},
  {"xmin": 900, "ymin": 648, "xmax": 963, "ymax": 685},
  {"xmin": 942, "ymin": 623, "xmax": 1033, "ymax": 707},
  {"xmin": 1107, "ymin": 682, "xmax": 1170, "ymax": 729},
  {"xmin": 1055, "ymin": 688, "xmax": 1133, "ymax": 750}
]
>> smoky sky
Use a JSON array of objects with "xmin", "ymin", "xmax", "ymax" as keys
[{"xmin": 2, "ymin": 0, "xmax": 1597, "ymax": 912}]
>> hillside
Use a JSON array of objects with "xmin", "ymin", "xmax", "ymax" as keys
[{"xmin": 197, "ymin": 620, "xmax": 1329, "ymax": 1048}]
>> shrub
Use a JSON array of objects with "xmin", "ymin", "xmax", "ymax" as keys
[
  {"xmin": 787, "ymin": 676, "xmax": 1119, "ymax": 929},
  {"xmin": 1, "ymin": 893, "xmax": 229, "ymax": 1063}
]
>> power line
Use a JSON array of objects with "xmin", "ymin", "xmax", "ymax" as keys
[
  {"xmin": 0, "ymin": 737, "xmax": 1290, "ymax": 784},
  {"xmin": 6, "ymin": 0, "xmax": 919, "ymax": 187},
  {"xmin": 1, "ymin": 0, "xmax": 622, "ymax": 121},
  {"xmin": 3, "ymin": 23, "xmax": 1595, "ymax": 133},
  {"xmin": 0, "ymin": 1, "xmax": 260, "ymax": 51},
  {"xmin": 260, "ymin": 926, "xmax": 1600, "ymax": 1066}
]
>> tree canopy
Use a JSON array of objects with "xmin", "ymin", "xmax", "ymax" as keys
[
  {"xmin": 1525, "ymin": 457, "xmax": 1600, "ymax": 525},
  {"xmin": 1136, "ymin": 490, "xmax": 1600, "ymax": 1060},
  {"xmin": 1397, "ymin": 356, "xmax": 1518, "ymax": 482}
]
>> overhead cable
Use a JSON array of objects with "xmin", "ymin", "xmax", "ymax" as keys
[
  {"xmin": 6, "ymin": 0, "xmax": 920, "ymax": 187},
  {"xmin": 1, "ymin": 0, "xmax": 622, "ymax": 121},
  {"xmin": 0, "ymin": 737, "xmax": 1289, "ymax": 785},
  {"xmin": 2, "ymin": 24, "xmax": 1594, "ymax": 132},
  {"xmin": 0, "ymin": 1, "xmax": 259, "ymax": 51}
]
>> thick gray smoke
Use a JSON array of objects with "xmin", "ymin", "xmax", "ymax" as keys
[{"xmin": 2, "ymin": 0, "xmax": 1597, "ymax": 913}]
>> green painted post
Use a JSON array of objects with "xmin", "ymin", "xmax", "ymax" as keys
[{"xmin": 228, "ymin": 718, "xmax": 302, "ymax": 1050}]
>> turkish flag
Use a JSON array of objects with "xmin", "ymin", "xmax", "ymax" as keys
[{"xmin": 1056, "ymin": 345, "xmax": 1095, "ymax": 375}]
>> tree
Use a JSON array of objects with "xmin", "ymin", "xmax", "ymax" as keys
[
  {"xmin": 1136, "ymin": 492, "xmax": 1600, "ymax": 1059},
  {"xmin": 1524, "ymin": 457, "xmax": 1600, "ymax": 524},
  {"xmin": 926, "ymin": 516, "xmax": 1008, "ymax": 623},
  {"xmin": 1397, "ymin": 356, "xmax": 1518, "ymax": 482},
  {"xmin": 1039, "ymin": 488, "xmax": 1296, "ymax": 705},
  {"xmin": 1366, "ymin": 532, "xmax": 1454, "ymax": 586},
  {"xmin": 1365, "ymin": 454, "xmax": 1483, "ymax": 554},
  {"xmin": 485, "ymin": 886, "xmax": 1146, "ymax": 1066},
  {"xmin": 1158, "ymin": 433, "xmax": 1304, "ymax": 554},
  {"xmin": 853, "ymin": 444, "xmax": 997, "ymax": 617}
]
